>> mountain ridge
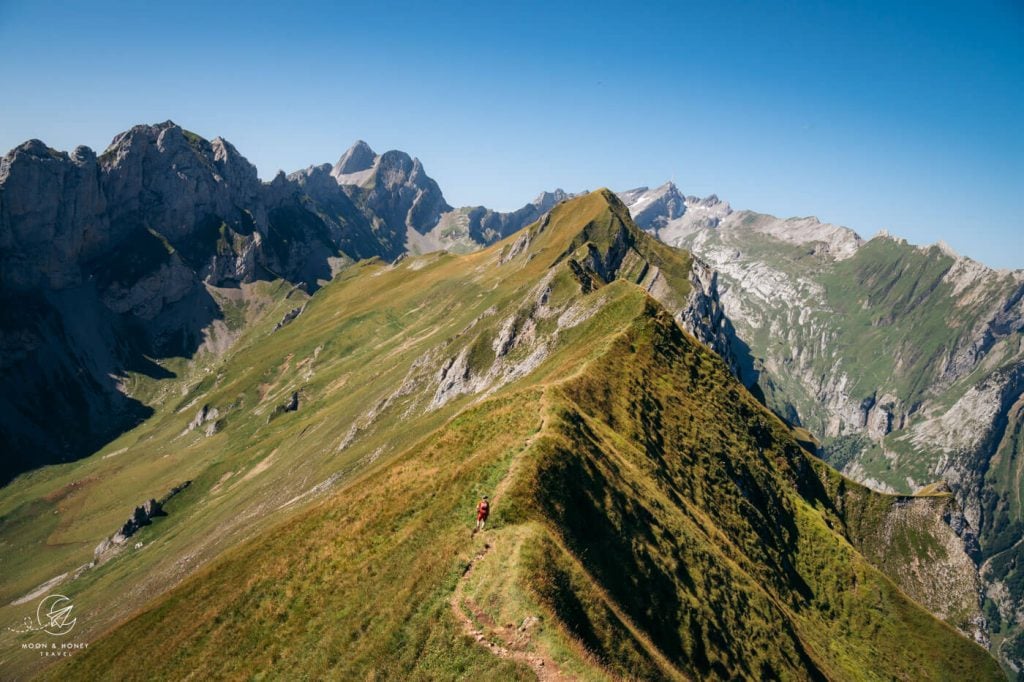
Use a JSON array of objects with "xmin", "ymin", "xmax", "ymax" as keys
[
  {"xmin": 617, "ymin": 180, "xmax": 1024, "ymax": 674},
  {"xmin": 2, "ymin": 190, "xmax": 998, "ymax": 680},
  {"xmin": 1, "ymin": 123, "xmax": 1018, "ymax": 675},
  {"xmin": 0, "ymin": 124, "xmax": 741, "ymax": 484}
]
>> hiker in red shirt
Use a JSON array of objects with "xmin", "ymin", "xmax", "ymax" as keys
[{"xmin": 474, "ymin": 496, "xmax": 490, "ymax": 534}]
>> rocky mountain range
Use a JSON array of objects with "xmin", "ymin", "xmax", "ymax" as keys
[
  {"xmin": 1, "ymin": 122, "xmax": 1021, "ymax": 676},
  {"xmin": 0, "ymin": 124, "xmax": 681, "ymax": 484}
]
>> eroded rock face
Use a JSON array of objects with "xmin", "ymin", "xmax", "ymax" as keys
[
  {"xmin": 0, "ymin": 140, "xmax": 108, "ymax": 290},
  {"xmin": 185, "ymin": 405, "xmax": 221, "ymax": 437},
  {"xmin": 1, "ymin": 122, "xmax": 270, "ymax": 297},
  {"xmin": 0, "ymin": 124, "xmax": 420, "ymax": 482},
  {"xmin": 100, "ymin": 124, "xmax": 265, "ymax": 249},
  {"xmin": 330, "ymin": 141, "xmax": 452, "ymax": 255},
  {"xmin": 678, "ymin": 256, "xmax": 740, "ymax": 375}
]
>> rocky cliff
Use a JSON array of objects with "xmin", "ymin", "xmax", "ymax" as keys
[
  {"xmin": 619, "ymin": 181, "xmax": 1024, "ymax": 671},
  {"xmin": 0, "ymin": 125, "xmax": 439, "ymax": 481}
]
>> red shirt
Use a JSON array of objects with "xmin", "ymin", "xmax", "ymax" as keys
[{"xmin": 476, "ymin": 500, "xmax": 490, "ymax": 520}]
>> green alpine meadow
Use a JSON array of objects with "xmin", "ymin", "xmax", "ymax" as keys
[{"xmin": 0, "ymin": 189, "xmax": 1005, "ymax": 679}]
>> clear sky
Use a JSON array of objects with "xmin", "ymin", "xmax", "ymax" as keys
[{"xmin": 1, "ymin": 0, "xmax": 1022, "ymax": 268}]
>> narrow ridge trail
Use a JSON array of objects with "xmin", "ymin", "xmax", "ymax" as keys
[
  {"xmin": 450, "ymin": 388, "xmax": 570, "ymax": 680},
  {"xmin": 450, "ymin": 541, "xmax": 569, "ymax": 681}
]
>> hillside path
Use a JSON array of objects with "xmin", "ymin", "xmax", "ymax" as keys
[
  {"xmin": 450, "ymin": 542, "xmax": 569, "ymax": 680},
  {"xmin": 450, "ymin": 389, "xmax": 570, "ymax": 679}
]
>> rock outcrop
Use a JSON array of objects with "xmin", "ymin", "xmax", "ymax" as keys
[
  {"xmin": 93, "ymin": 481, "xmax": 191, "ymax": 562},
  {"xmin": 268, "ymin": 391, "xmax": 300, "ymax": 422},
  {"xmin": 184, "ymin": 404, "xmax": 223, "ymax": 437},
  {"xmin": 273, "ymin": 305, "xmax": 305, "ymax": 331}
]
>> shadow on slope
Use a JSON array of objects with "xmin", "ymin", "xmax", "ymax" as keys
[{"xmin": 0, "ymin": 281, "xmax": 220, "ymax": 484}]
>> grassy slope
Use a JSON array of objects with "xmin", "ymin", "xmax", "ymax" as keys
[
  {"xmin": 0, "ymin": 189, "xmax": 681, "ymax": 677},
  {"xmin": 51, "ymin": 285, "xmax": 1001, "ymax": 681},
  {"xmin": 0, "ymin": 252, "xmax": 507, "ymax": 675},
  {"xmin": 509, "ymin": 298, "xmax": 995, "ymax": 680},
  {"xmin": 47, "ymin": 193, "xmax": 999, "ymax": 680},
  {"xmin": 676, "ymin": 219, "xmax": 1024, "ymax": 674},
  {"xmin": 3, "ymin": 191, "xmax": 1000, "ymax": 679}
]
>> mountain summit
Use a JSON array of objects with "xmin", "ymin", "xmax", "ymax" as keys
[{"xmin": 331, "ymin": 139, "xmax": 376, "ymax": 176}]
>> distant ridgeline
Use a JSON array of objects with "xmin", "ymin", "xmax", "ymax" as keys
[{"xmin": 615, "ymin": 182, "xmax": 1024, "ymax": 673}]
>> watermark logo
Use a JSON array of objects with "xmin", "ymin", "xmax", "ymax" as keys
[
  {"xmin": 36, "ymin": 595, "xmax": 76, "ymax": 636},
  {"xmin": 7, "ymin": 594, "xmax": 89, "ymax": 658}
]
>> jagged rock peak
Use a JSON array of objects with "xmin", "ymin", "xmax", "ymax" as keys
[
  {"xmin": 99, "ymin": 121, "xmax": 194, "ymax": 170},
  {"xmin": 654, "ymin": 179, "xmax": 683, "ymax": 195},
  {"xmin": 333, "ymin": 140, "xmax": 377, "ymax": 176},
  {"xmin": 873, "ymin": 229, "xmax": 907, "ymax": 245},
  {"xmin": 104, "ymin": 120, "xmax": 187, "ymax": 151},
  {"xmin": 1, "ymin": 140, "xmax": 79, "ymax": 185},
  {"xmin": 92, "ymin": 121, "xmax": 260, "ymax": 188},
  {"xmin": 618, "ymin": 181, "xmax": 687, "ymax": 230},
  {"xmin": 686, "ymin": 193, "xmax": 726, "ymax": 209},
  {"xmin": 71, "ymin": 145, "xmax": 96, "ymax": 163},
  {"xmin": 7, "ymin": 139, "xmax": 65, "ymax": 160},
  {"xmin": 532, "ymin": 188, "xmax": 574, "ymax": 208}
]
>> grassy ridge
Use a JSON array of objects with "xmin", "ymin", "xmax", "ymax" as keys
[
  {"xmin": 52, "ymin": 284, "xmax": 1000, "ymax": 680},
  {"xmin": 3, "ymin": 191, "xmax": 1002, "ymax": 680},
  {"xmin": 505, "ymin": 299, "xmax": 997, "ymax": 680}
]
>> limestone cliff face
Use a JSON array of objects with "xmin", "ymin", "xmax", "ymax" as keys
[
  {"xmin": 620, "ymin": 180, "xmax": 1024, "ymax": 668},
  {"xmin": 328, "ymin": 141, "xmax": 452, "ymax": 257},
  {"xmin": 100, "ymin": 124, "xmax": 265, "ymax": 248},
  {"xmin": 0, "ymin": 125, "xmax": 441, "ymax": 482},
  {"xmin": 678, "ymin": 255, "xmax": 740, "ymax": 375},
  {"xmin": 1, "ymin": 123, "xmax": 267, "ymax": 294},
  {"xmin": 0, "ymin": 140, "xmax": 108, "ymax": 290}
]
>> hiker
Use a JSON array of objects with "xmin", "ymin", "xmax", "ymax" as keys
[{"xmin": 474, "ymin": 496, "xmax": 490, "ymax": 534}]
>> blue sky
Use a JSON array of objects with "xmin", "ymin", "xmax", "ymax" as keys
[{"xmin": 1, "ymin": 0, "xmax": 1021, "ymax": 268}]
